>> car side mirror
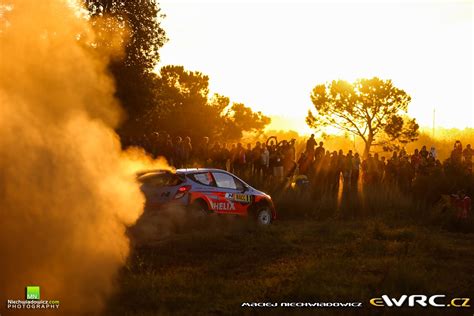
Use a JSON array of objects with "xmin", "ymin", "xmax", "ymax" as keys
[{"xmin": 242, "ymin": 185, "xmax": 249, "ymax": 193}]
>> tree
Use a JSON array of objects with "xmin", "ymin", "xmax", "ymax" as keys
[
  {"xmin": 86, "ymin": 0, "xmax": 167, "ymax": 70},
  {"xmin": 221, "ymin": 103, "xmax": 271, "ymax": 140},
  {"xmin": 306, "ymin": 77, "xmax": 419, "ymax": 157},
  {"xmin": 84, "ymin": 3, "xmax": 269, "ymax": 144},
  {"xmin": 146, "ymin": 65, "xmax": 270, "ymax": 141},
  {"xmin": 85, "ymin": 0, "xmax": 167, "ymax": 135},
  {"xmin": 152, "ymin": 65, "xmax": 216, "ymax": 139}
]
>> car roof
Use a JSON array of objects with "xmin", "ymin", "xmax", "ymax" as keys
[
  {"xmin": 138, "ymin": 168, "xmax": 259, "ymax": 192},
  {"xmin": 136, "ymin": 169, "xmax": 172, "ymax": 177},
  {"xmin": 176, "ymin": 168, "xmax": 228, "ymax": 174},
  {"xmin": 136, "ymin": 168, "xmax": 230, "ymax": 178},
  {"xmin": 177, "ymin": 168, "xmax": 252, "ymax": 188}
]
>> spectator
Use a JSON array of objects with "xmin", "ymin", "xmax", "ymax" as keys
[
  {"xmin": 305, "ymin": 134, "xmax": 317, "ymax": 161},
  {"xmin": 343, "ymin": 150, "xmax": 353, "ymax": 185},
  {"xmin": 245, "ymin": 143, "xmax": 253, "ymax": 176},
  {"xmin": 352, "ymin": 153, "xmax": 361, "ymax": 186},
  {"xmin": 411, "ymin": 149, "xmax": 421, "ymax": 173},
  {"xmin": 164, "ymin": 134, "xmax": 174, "ymax": 164},
  {"xmin": 379, "ymin": 156, "xmax": 386, "ymax": 183},
  {"xmin": 463, "ymin": 144, "xmax": 472, "ymax": 161},
  {"xmin": 373, "ymin": 153, "xmax": 383, "ymax": 184},
  {"xmin": 182, "ymin": 136, "xmax": 192, "ymax": 167},
  {"xmin": 220, "ymin": 143, "xmax": 231, "ymax": 171},
  {"xmin": 288, "ymin": 139, "xmax": 296, "ymax": 161},
  {"xmin": 210, "ymin": 142, "xmax": 222, "ymax": 168},
  {"xmin": 229, "ymin": 144, "xmax": 237, "ymax": 172},
  {"xmin": 420, "ymin": 145, "xmax": 429, "ymax": 159},
  {"xmin": 399, "ymin": 147, "xmax": 407, "ymax": 158},
  {"xmin": 385, "ymin": 151, "xmax": 399, "ymax": 184},
  {"xmin": 451, "ymin": 140, "xmax": 463, "ymax": 164},
  {"xmin": 398, "ymin": 156, "xmax": 414, "ymax": 192},
  {"xmin": 233, "ymin": 143, "xmax": 246, "ymax": 176},
  {"xmin": 329, "ymin": 151, "xmax": 340, "ymax": 190},
  {"xmin": 298, "ymin": 152, "xmax": 310, "ymax": 175},
  {"xmin": 315, "ymin": 141, "xmax": 325, "ymax": 161},
  {"xmin": 261, "ymin": 144, "xmax": 270, "ymax": 177},
  {"xmin": 195, "ymin": 136, "xmax": 210, "ymax": 165},
  {"xmin": 252, "ymin": 142, "xmax": 263, "ymax": 177},
  {"xmin": 174, "ymin": 136, "xmax": 183, "ymax": 168}
]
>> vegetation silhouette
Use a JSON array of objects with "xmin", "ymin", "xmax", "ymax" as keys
[
  {"xmin": 86, "ymin": 1, "xmax": 269, "ymax": 144},
  {"xmin": 307, "ymin": 77, "xmax": 419, "ymax": 157},
  {"xmin": 148, "ymin": 65, "xmax": 271, "ymax": 141}
]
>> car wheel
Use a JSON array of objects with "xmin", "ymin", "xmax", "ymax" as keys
[
  {"xmin": 190, "ymin": 200, "xmax": 209, "ymax": 218},
  {"xmin": 256, "ymin": 207, "xmax": 272, "ymax": 225}
]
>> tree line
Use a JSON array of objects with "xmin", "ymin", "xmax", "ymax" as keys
[
  {"xmin": 85, "ymin": 0, "xmax": 419, "ymax": 157},
  {"xmin": 85, "ymin": 0, "xmax": 270, "ymax": 144}
]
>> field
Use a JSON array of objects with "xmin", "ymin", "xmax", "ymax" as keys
[{"xmin": 105, "ymin": 184, "xmax": 474, "ymax": 316}]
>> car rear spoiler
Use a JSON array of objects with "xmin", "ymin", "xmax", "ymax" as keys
[{"xmin": 135, "ymin": 169, "xmax": 174, "ymax": 177}]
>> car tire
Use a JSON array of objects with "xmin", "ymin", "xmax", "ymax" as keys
[
  {"xmin": 256, "ymin": 207, "xmax": 272, "ymax": 225},
  {"xmin": 190, "ymin": 200, "xmax": 210, "ymax": 218}
]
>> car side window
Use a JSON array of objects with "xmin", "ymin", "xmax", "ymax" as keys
[
  {"xmin": 212, "ymin": 172, "xmax": 244, "ymax": 190},
  {"xmin": 189, "ymin": 172, "xmax": 216, "ymax": 186},
  {"xmin": 233, "ymin": 177, "xmax": 245, "ymax": 191},
  {"xmin": 139, "ymin": 173, "xmax": 183, "ymax": 187}
]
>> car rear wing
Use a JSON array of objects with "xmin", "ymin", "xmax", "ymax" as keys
[{"xmin": 135, "ymin": 169, "xmax": 174, "ymax": 178}]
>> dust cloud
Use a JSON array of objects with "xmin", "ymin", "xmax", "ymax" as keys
[{"xmin": 0, "ymin": 0, "xmax": 167, "ymax": 315}]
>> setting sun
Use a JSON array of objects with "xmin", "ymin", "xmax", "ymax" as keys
[{"xmin": 158, "ymin": 0, "xmax": 473, "ymax": 134}]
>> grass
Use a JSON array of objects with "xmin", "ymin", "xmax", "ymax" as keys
[
  {"xmin": 105, "ymin": 173, "xmax": 474, "ymax": 315},
  {"xmin": 106, "ymin": 214, "xmax": 474, "ymax": 315}
]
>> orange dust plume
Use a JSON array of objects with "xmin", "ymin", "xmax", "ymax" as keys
[{"xmin": 0, "ymin": 0, "xmax": 168, "ymax": 315}]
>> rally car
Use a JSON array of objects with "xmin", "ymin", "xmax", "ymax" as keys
[{"xmin": 137, "ymin": 168, "xmax": 276, "ymax": 225}]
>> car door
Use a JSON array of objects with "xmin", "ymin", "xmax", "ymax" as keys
[
  {"xmin": 211, "ymin": 172, "xmax": 253, "ymax": 215},
  {"xmin": 187, "ymin": 171, "xmax": 221, "ymax": 209}
]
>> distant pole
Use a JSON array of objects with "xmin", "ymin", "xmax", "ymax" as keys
[{"xmin": 432, "ymin": 108, "xmax": 435, "ymax": 139}]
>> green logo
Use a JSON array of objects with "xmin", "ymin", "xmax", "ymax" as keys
[{"xmin": 26, "ymin": 286, "xmax": 40, "ymax": 300}]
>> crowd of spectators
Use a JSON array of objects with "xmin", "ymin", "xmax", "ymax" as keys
[
  {"xmin": 300, "ymin": 135, "xmax": 473, "ymax": 192},
  {"xmin": 125, "ymin": 132, "xmax": 472, "ymax": 219},
  {"xmin": 125, "ymin": 132, "xmax": 473, "ymax": 193},
  {"xmin": 123, "ymin": 132, "xmax": 298, "ymax": 179}
]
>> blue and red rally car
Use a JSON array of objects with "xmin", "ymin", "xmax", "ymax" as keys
[{"xmin": 137, "ymin": 168, "xmax": 276, "ymax": 225}]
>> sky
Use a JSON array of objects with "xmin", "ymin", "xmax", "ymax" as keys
[{"xmin": 157, "ymin": 0, "xmax": 473, "ymax": 135}]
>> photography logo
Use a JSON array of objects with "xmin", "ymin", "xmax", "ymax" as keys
[
  {"xmin": 6, "ymin": 285, "xmax": 60, "ymax": 310},
  {"xmin": 26, "ymin": 286, "xmax": 40, "ymax": 300}
]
